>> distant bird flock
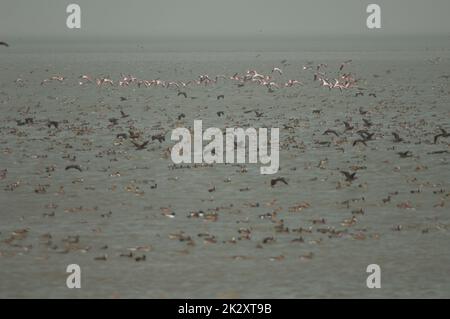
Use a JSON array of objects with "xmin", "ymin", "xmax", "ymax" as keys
[{"xmin": 33, "ymin": 61, "xmax": 359, "ymax": 93}]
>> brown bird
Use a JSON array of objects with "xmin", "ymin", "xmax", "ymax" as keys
[
  {"xmin": 271, "ymin": 177, "xmax": 288, "ymax": 187},
  {"xmin": 94, "ymin": 254, "xmax": 108, "ymax": 261},
  {"xmin": 392, "ymin": 132, "xmax": 403, "ymax": 143},
  {"xmin": 128, "ymin": 129, "xmax": 141, "ymax": 139},
  {"xmin": 340, "ymin": 171, "xmax": 357, "ymax": 182},
  {"xmin": 151, "ymin": 134, "xmax": 165, "ymax": 143},
  {"xmin": 135, "ymin": 255, "xmax": 146, "ymax": 262},
  {"xmin": 131, "ymin": 140, "xmax": 149, "ymax": 150},
  {"xmin": 108, "ymin": 118, "xmax": 119, "ymax": 125},
  {"xmin": 0, "ymin": 169, "xmax": 7, "ymax": 180},
  {"xmin": 343, "ymin": 121, "xmax": 354, "ymax": 131},
  {"xmin": 47, "ymin": 120, "xmax": 59, "ymax": 129}
]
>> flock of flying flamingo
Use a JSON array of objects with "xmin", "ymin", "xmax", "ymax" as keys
[{"xmin": 35, "ymin": 61, "xmax": 358, "ymax": 94}]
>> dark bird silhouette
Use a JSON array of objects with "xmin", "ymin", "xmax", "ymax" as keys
[
  {"xmin": 0, "ymin": 169, "xmax": 7, "ymax": 180},
  {"xmin": 108, "ymin": 118, "xmax": 119, "ymax": 125},
  {"xmin": 392, "ymin": 132, "xmax": 403, "ymax": 143},
  {"xmin": 271, "ymin": 177, "xmax": 288, "ymax": 187},
  {"xmin": 368, "ymin": 93, "xmax": 377, "ymax": 98},
  {"xmin": 120, "ymin": 252, "xmax": 133, "ymax": 258},
  {"xmin": 339, "ymin": 59, "xmax": 352, "ymax": 71},
  {"xmin": 382, "ymin": 196, "xmax": 391, "ymax": 204},
  {"xmin": 0, "ymin": 41, "xmax": 9, "ymax": 47},
  {"xmin": 217, "ymin": 111, "xmax": 224, "ymax": 117},
  {"xmin": 254, "ymin": 111, "xmax": 264, "ymax": 118},
  {"xmin": 397, "ymin": 151, "xmax": 412, "ymax": 158},
  {"xmin": 323, "ymin": 129, "xmax": 339, "ymax": 137},
  {"xmin": 65, "ymin": 165, "xmax": 82, "ymax": 172},
  {"xmin": 16, "ymin": 119, "xmax": 32, "ymax": 126},
  {"xmin": 357, "ymin": 130, "xmax": 375, "ymax": 140},
  {"xmin": 131, "ymin": 140, "xmax": 149, "ymax": 150},
  {"xmin": 217, "ymin": 95, "xmax": 225, "ymax": 100},
  {"xmin": 128, "ymin": 129, "xmax": 141, "ymax": 139},
  {"xmin": 47, "ymin": 121, "xmax": 59, "ymax": 129},
  {"xmin": 434, "ymin": 128, "xmax": 449, "ymax": 144},
  {"xmin": 151, "ymin": 134, "xmax": 165, "ymax": 143},
  {"xmin": 177, "ymin": 91, "xmax": 187, "ymax": 98},
  {"xmin": 313, "ymin": 73, "xmax": 319, "ymax": 82},
  {"xmin": 343, "ymin": 121, "xmax": 354, "ymax": 131},
  {"xmin": 340, "ymin": 171, "xmax": 357, "ymax": 182},
  {"xmin": 177, "ymin": 113, "xmax": 186, "ymax": 120},
  {"xmin": 355, "ymin": 92, "xmax": 364, "ymax": 97},
  {"xmin": 120, "ymin": 110, "xmax": 129, "ymax": 118},
  {"xmin": 135, "ymin": 255, "xmax": 146, "ymax": 262},
  {"xmin": 427, "ymin": 150, "xmax": 449, "ymax": 155},
  {"xmin": 120, "ymin": 96, "xmax": 127, "ymax": 101}
]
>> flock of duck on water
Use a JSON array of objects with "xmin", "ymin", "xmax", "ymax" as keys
[{"xmin": 3, "ymin": 49, "xmax": 449, "ymax": 267}]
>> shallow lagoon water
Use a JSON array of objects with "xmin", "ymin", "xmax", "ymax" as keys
[{"xmin": 0, "ymin": 37, "xmax": 449, "ymax": 298}]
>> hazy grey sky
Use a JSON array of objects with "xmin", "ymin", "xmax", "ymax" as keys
[{"xmin": 1, "ymin": 0, "xmax": 449, "ymax": 37}]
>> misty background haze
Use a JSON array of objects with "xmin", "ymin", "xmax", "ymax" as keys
[{"xmin": 0, "ymin": 0, "xmax": 449, "ymax": 38}]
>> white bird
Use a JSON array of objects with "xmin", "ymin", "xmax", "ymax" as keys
[
  {"xmin": 285, "ymin": 80, "xmax": 303, "ymax": 87},
  {"xmin": 272, "ymin": 67, "xmax": 283, "ymax": 75},
  {"xmin": 97, "ymin": 78, "xmax": 114, "ymax": 86},
  {"xmin": 166, "ymin": 81, "xmax": 180, "ymax": 89},
  {"xmin": 41, "ymin": 75, "xmax": 64, "ymax": 85}
]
